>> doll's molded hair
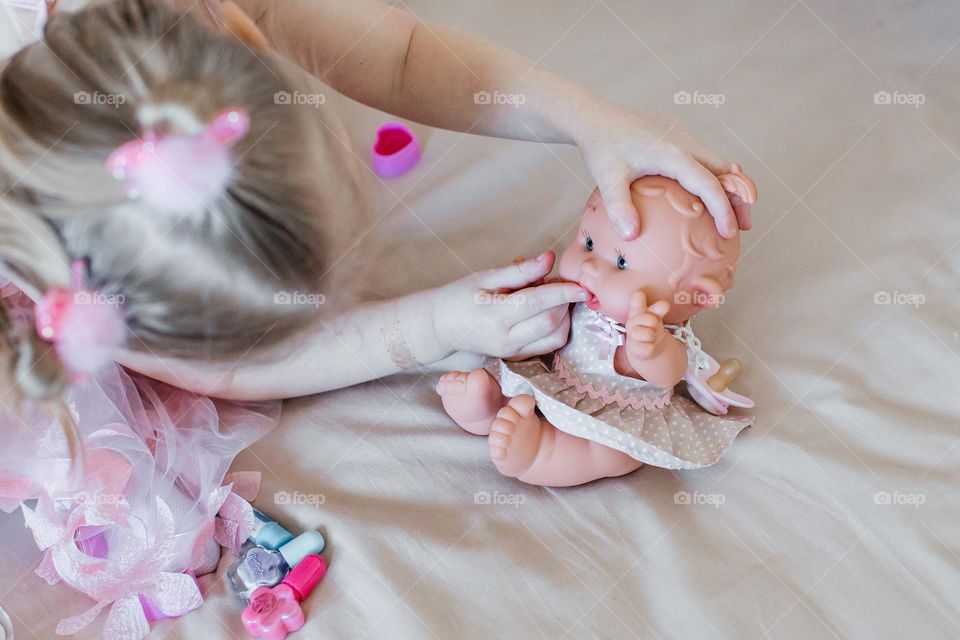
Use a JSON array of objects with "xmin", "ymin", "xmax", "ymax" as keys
[{"xmin": 632, "ymin": 167, "xmax": 757, "ymax": 295}]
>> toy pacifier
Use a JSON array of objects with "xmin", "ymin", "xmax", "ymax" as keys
[{"xmin": 685, "ymin": 355, "xmax": 754, "ymax": 416}]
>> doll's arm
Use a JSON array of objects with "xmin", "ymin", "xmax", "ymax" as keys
[{"xmin": 613, "ymin": 292, "xmax": 687, "ymax": 389}]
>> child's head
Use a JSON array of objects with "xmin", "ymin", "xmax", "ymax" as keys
[
  {"xmin": 557, "ymin": 167, "xmax": 757, "ymax": 325},
  {"xmin": 0, "ymin": 0, "xmax": 334, "ymax": 400}
]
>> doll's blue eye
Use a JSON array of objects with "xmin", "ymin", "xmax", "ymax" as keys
[
  {"xmin": 616, "ymin": 255, "xmax": 627, "ymax": 270},
  {"xmin": 584, "ymin": 236, "xmax": 594, "ymax": 251}
]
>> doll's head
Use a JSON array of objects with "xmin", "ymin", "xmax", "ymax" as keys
[{"xmin": 557, "ymin": 167, "xmax": 757, "ymax": 326}]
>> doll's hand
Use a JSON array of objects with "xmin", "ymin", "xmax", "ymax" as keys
[
  {"xmin": 575, "ymin": 104, "xmax": 751, "ymax": 240},
  {"xmin": 624, "ymin": 291, "xmax": 671, "ymax": 363},
  {"xmin": 431, "ymin": 252, "xmax": 586, "ymax": 359}
]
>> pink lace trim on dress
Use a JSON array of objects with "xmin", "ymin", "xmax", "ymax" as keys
[{"xmin": 553, "ymin": 355, "xmax": 672, "ymax": 411}]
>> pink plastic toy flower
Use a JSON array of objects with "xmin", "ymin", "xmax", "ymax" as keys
[{"xmin": 241, "ymin": 584, "xmax": 305, "ymax": 640}]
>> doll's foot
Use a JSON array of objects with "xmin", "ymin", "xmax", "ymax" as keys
[
  {"xmin": 436, "ymin": 369, "xmax": 505, "ymax": 436},
  {"xmin": 488, "ymin": 395, "xmax": 544, "ymax": 479}
]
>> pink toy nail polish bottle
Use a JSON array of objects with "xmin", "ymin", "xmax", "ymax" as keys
[{"xmin": 240, "ymin": 554, "xmax": 327, "ymax": 639}]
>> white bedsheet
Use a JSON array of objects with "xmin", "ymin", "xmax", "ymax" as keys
[{"xmin": 1, "ymin": 1, "xmax": 958, "ymax": 638}]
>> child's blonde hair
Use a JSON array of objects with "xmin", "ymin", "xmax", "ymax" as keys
[{"xmin": 0, "ymin": 0, "xmax": 335, "ymax": 401}]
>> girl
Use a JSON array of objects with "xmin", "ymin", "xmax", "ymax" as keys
[{"xmin": 0, "ymin": 0, "xmax": 751, "ymax": 404}]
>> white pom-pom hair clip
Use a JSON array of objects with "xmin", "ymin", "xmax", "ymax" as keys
[
  {"xmin": 34, "ymin": 260, "xmax": 124, "ymax": 378},
  {"xmin": 105, "ymin": 108, "xmax": 250, "ymax": 216}
]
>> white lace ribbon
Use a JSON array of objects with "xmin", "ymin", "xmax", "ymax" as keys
[{"xmin": 665, "ymin": 322, "xmax": 710, "ymax": 374}]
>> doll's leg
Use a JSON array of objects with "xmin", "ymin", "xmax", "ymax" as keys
[
  {"xmin": 489, "ymin": 395, "xmax": 643, "ymax": 487},
  {"xmin": 436, "ymin": 368, "xmax": 507, "ymax": 435}
]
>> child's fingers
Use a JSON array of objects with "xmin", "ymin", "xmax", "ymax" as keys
[
  {"xmin": 598, "ymin": 173, "xmax": 641, "ymax": 240},
  {"xmin": 692, "ymin": 146, "xmax": 732, "ymax": 178},
  {"xmin": 513, "ymin": 314, "xmax": 572, "ymax": 358},
  {"xmin": 514, "ymin": 282, "xmax": 585, "ymax": 319},
  {"xmin": 478, "ymin": 252, "xmax": 555, "ymax": 290},
  {"xmin": 510, "ymin": 305, "xmax": 568, "ymax": 343},
  {"xmin": 675, "ymin": 160, "xmax": 737, "ymax": 239}
]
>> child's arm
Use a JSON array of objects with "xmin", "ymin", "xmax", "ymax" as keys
[
  {"xmin": 117, "ymin": 253, "xmax": 584, "ymax": 400},
  {"xmin": 230, "ymin": 0, "xmax": 750, "ymax": 239}
]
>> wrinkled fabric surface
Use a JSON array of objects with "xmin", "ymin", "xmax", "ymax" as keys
[{"xmin": 1, "ymin": 0, "xmax": 959, "ymax": 638}]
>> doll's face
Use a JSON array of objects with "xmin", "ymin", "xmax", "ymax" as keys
[{"xmin": 557, "ymin": 177, "xmax": 742, "ymax": 325}]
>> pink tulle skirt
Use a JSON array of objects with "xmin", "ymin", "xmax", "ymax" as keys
[{"xmin": 0, "ymin": 281, "xmax": 280, "ymax": 637}]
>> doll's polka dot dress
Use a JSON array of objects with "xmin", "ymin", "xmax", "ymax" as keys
[{"xmin": 494, "ymin": 303, "xmax": 752, "ymax": 469}]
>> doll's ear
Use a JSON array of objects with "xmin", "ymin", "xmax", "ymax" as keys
[
  {"xmin": 687, "ymin": 276, "xmax": 725, "ymax": 309},
  {"xmin": 717, "ymin": 164, "xmax": 758, "ymax": 205}
]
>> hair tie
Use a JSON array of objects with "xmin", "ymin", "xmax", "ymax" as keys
[
  {"xmin": 105, "ymin": 108, "xmax": 250, "ymax": 217},
  {"xmin": 34, "ymin": 260, "xmax": 125, "ymax": 377}
]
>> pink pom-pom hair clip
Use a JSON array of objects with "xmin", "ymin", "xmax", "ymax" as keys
[
  {"xmin": 34, "ymin": 260, "xmax": 125, "ymax": 377},
  {"xmin": 105, "ymin": 108, "xmax": 250, "ymax": 216}
]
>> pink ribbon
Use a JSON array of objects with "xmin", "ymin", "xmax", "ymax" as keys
[
  {"xmin": 583, "ymin": 310, "xmax": 627, "ymax": 360},
  {"xmin": 214, "ymin": 471, "xmax": 262, "ymax": 554},
  {"xmin": 20, "ymin": 464, "xmax": 262, "ymax": 638},
  {"xmin": 23, "ymin": 496, "xmax": 202, "ymax": 639}
]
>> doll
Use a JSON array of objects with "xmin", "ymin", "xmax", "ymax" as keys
[{"xmin": 437, "ymin": 166, "xmax": 758, "ymax": 487}]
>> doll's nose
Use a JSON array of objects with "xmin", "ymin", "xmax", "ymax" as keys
[{"xmin": 581, "ymin": 259, "xmax": 600, "ymax": 278}]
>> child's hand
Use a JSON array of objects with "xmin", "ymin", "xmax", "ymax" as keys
[
  {"xmin": 432, "ymin": 252, "xmax": 586, "ymax": 359},
  {"xmin": 624, "ymin": 290, "xmax": 671, "ymax": 363},
  {"xmin": 575, "ymin": 104, "xmax": 751, "ymax": 240}
]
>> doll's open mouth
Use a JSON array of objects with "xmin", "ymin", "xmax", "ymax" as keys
[{"xmin": 581, "ymin": 287, "xmax": 601, "ymax": 310}]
